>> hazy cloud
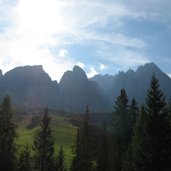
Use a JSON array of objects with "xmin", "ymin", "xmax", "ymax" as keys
[
  {"xmin": 100, "ymin": 63, "xmax": 108, "ymax": 70},
  {"xmin": 0, "ymin": 0, "xmax": 170, "ymax": 80},
  {"xmin": 76, "ymin": 62, "xmax": 85, "ymax": 69},
  {"xmin": 87, "ymin": 67, "xmax": 99, "ymax": 78}
]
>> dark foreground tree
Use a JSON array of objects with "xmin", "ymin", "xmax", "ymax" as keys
[
  {"xmin": 70, "ymin": 129, "xmax": 81, "ymax": 171},
  {"xmin": 110, "ymin": 89, "xmax": 130, "ymax": 171},
  {"xmin": 0, "ymin": 95, "xmax": 16, "ymax": 171},
  {"xmin": 33, "ymin": 106, "xmax": 55, "ymax": 171},
  {"xmin": 18, "ymin": 145, "xmax": 31, "ymax": 171},
  {"xmin": 96, "ymin": 121, "xmax": 109, "ymax": 171},
  {"xmin": 112, "ymin": 89, "xmax": 129, "ymax": 135},
  {"xmin": 122, "ymin": 105, "xmax": 146, "ymax": 171},
  {"xmin": 70, "ymin": 106, "xmax": 93, "ymax": 171},
  {"xmin": 129, "ymin": 97, "xmax": 139, "ymax": 136},
  {"xmin": 129, "ymin": 75, "xmax": 171, "ymax": 171},
  {"xmin": 56, "ymin": 146, "xmax": 66, "ymax": 171}
]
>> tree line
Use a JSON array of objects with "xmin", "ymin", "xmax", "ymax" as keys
[{"xmin": 0, "ymin": 75, "xmax": 171, "ymax": 171}]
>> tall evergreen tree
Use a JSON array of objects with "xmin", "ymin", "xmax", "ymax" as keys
[
  {"xmin": 0, "ymin": 95, "xmax": 16, "ymax": 171},
  {"xmin": 96, "ymin": 121, "xmax": 109, "ymax": 171},
  {"xmin": 166, "ymin": 98, "xmax": 171, "ymax": 122},
  {"xmin": 122, "ymin": 105, "xmax": 147, "ymax": 171},
  {"xmin": 18, "ymin": 145, "xmax": 31, "ymax": 171},
  {"xmin": 128, "ymin": 98, "xmax": 139, "ymax": 138},
  {"xmin": 130, "ymin": 98, "xmax": 139, "ymax": 127},
  {"xmin": 79, "ymin": 105, "xmax": 93, "ymax": 171},
  {"xmin": 110, "ymin": 89, "xmax": 129, "ymax": 171},
  {"xmin": 33, "ymin": 106, "xmax": 55, "ymax": 171},
  {"xmin": 70, "ymin": 106, "xmax": 93, "ymax": 171},
  {"xmin": 121, "ymin": 98, "xmax": 139, "ymax": 171},
  {"xmin": 56, "ymin": 146, "xmax": 66, "ymax": 171},
  {"xmin": 130, "ymin": 75, "xmax": 171, "ymax": 171},
  {"xmin": 112, "ymin": 89, "xmax": 129, "ymax": 135},
  {"xmin": 70, "ymin": 129, "xmax": 81, "ymax": 171}
]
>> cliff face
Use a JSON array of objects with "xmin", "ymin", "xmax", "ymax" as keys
[
  {"xmin": 0, "ymin": 63, "xmax": 171, "ymax": 113},
  {"xmin": 59, "ymin": 65, "xmax": 107, "ymax": 112},
  {"xmin": 0, "ymin": 65, "xmax": 62, "ymax": 109},
  {"xmin": 91, "ymin": 63, "xmax": 171, "ymax": 110}
]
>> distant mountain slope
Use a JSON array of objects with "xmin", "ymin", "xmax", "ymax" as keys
[
  {"xmin": 90, "ymin": 63, "xmax": 171, "ymax": 109},
  {"xmin": 0, "ymin": 65, "xmax": 62, "ymax": 109},
  {"xmin": 59, "ymin": 66, "xmax": 108, "ymax": 112},
  {"xmin": 0, "ymin": 63, "xmax": 170, "ymax": 112}
]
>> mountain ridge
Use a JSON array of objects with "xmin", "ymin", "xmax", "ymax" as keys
[{"xmin": 0, "ymin": 62, "xmax": 170, "ymax": 112}]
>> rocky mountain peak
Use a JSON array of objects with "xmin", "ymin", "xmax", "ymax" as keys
[
  {"xmin": 0, "ymin": 69, "xmax": 2, "ymax": 76},
  {"xmin": 137, "ymin": 62, "xmax": 160, "ymax": 73},
  {"xmin": 73, "ymin": 65, "xmax": 87, "ymax": 80}
]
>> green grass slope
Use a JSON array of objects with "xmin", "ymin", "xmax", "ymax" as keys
[{"xmin": 15, "ymin": 114, "xmax": 77, "ymax": 168}]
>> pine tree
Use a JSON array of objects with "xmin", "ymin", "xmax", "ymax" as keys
[
  {"xmin": 70, "ymin": 106, "xmax": 93, "ymax": 171},
  {"xmin": 121, "ymin": 98, "xmax": 139, "ymax": 171},
  {"xmin": 70, "ymin": 129, "xmax": 81, "ymax": 171},
  {"xmin": 112, "ymin": 89, "xmax": 129, "ymax": 135},
  {"xmin": 146, "ymin": 75, "xmax": 171, "ymax": 170},
  {"xmin": 122, "ymin": 105, "xmax": 147, "ymax": 171},
  {"xmin": 110, "ymin": 89, "xmax": 129, "ymax": 171},
  {"xmin": 96, "ymin": 121, "xmax": 109, "ymax": 171},
  {"xmin": 18, "ymin": 145, "xmax": 31, "ymax": 171},
  {"xmin": 56, "ymin": 146, "xmax": 66, "ymax": 171},
  {"xmin": 79, "ymin": 105, "xmax": 93, "ymax": 171},
  {"xmin": 130, "ymin": 98, "xmax": 139, "ymax": 127},
  {"xmin": 0, "ymin": 95, "xmax": 16, "ymax": 171},
  {"xmin": 130, "ymin": 75, "xmax": 171, "ymax": 171},
  {"xmin": 128, "ymin": 98, "xmax": 139, "ymax": 138},
  {"xmin": 33, "ymin": 106, "xmax": 55, "ymax": 171}
]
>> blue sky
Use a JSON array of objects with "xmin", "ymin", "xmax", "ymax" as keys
[{"xmin": 0, "ymin": 0, "xmax": 171, "ymax": 81}]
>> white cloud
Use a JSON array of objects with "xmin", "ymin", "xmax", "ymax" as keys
[
  {"xmin": 0, "ymin": 0, "xmax": 75, "ymax": 81},
  {"xmin": 113, "ymin": 33, "xmax": 147, "ymax": 49},
  {"xmin": 59, "ymin": 49, "xmax": 68, "ymax": 58},
  {"xmin": 167, "ymin": 73, "xmax": 171, "ymax": 78},
  {"xmin": 100, "ymin": 63, "xmax": 108, "ymax": 70},
  {"xmin": 87, "ymin": 67, "xmax": 98, "ymax": 78},
  {"xmin": 0, "ymin": 0, "xmax": 170, "ymax": 82},
  {"xmin": 76, "ymin": 62, "xmax": 85, "ymax": 69},
  {"xmin": 97, "ymin": 46, "xmax": 150, "ymax": 68}
]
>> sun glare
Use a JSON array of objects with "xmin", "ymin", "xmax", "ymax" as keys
[{"xmin": 17, "ymin": 0, "xmax": 68, "ymax": 35}]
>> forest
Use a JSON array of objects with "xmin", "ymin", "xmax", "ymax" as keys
[{"xmin": 0, "ymin": 75, "xmax": 171, "ymax": 171}]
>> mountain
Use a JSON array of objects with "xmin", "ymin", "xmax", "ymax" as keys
[
  {"xmin": 0, "ymin": 65, "xmax": 62, "ymax": 109},
  {"xmin": 59, "ymin": 66, "xmax": 107, "ymax": 112},
  {"xmin": 90, "ymin": 62, "xmax": 171, "ymax": 110},
  {"xmin": 0, "ymin": 63, "xmax": 170, "ymax": 113}
]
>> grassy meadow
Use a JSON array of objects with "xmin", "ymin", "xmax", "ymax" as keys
[{"xmin": 15, "ymin": 114, "xmax": 77, "ymax": 168}]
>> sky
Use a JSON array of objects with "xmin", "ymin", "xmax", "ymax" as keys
[{"xmin": 0, "ymin": 0, "xmax": 171, "ymax": 81}]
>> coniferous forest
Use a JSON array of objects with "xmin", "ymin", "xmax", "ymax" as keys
[{"xmin": 0, "ymin": 75, "xmax": 171, "ymax": 171}]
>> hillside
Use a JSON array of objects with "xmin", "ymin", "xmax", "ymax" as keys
[{"xmin": 15, "ymin": 114, "xmax": 77, "ymax": 167}]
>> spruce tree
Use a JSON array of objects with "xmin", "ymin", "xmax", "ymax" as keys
[
  {"xmin": 70, "ymin": 106, "xmax": 93, "ymax": 171},
  {"xmin": 128, "ymin": 98, "xmax": 139, "ymax": 138},
  {"xmin": 110, "ymin": 89, "xmax": 129, "ymax": 171},
  {"xmin": 130, "ymin": 75, "xmax": 171, "ymax": 171},
  {"xmin": 70, "ymin": 129, "xmax": 81, "ymax": 171},
  {"xmin": 96, "ymin": 121, "xmax": 109, "ymax": 171},
  {"xmin": 56, "ymin": 146, "xmax": 66, "ymax": 171},
  {"xmin": 121, "ymin": 98, "xmax": 139, "ymax": 171},
  {"xmin": 112, "ymin": 89, "xmax": 129, "ymax": 135},
  {"xmin": 33, "ymin": 106, "xmax": 55, "ymax": 171},
  {"xmin": 79, "ymin": 105, "xmax": 93, "ymax": 171},
  {"xmin": 146, "ymin": 75, "xmax": 171, "ymax": 170},
  {"xmin": 18, "ymin": 145, "xmax": 31, "ymax": 171},
  {"xmin": 130, "ymin": 98, "xmax": 139, "ymax": 127},
  {"xmin": 0, "ymin": 95, "xmax": 16, "ymax": 171},
  {"xmin": 122, "ymin": 105, "xmax": 147, "ymax": 171}
]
